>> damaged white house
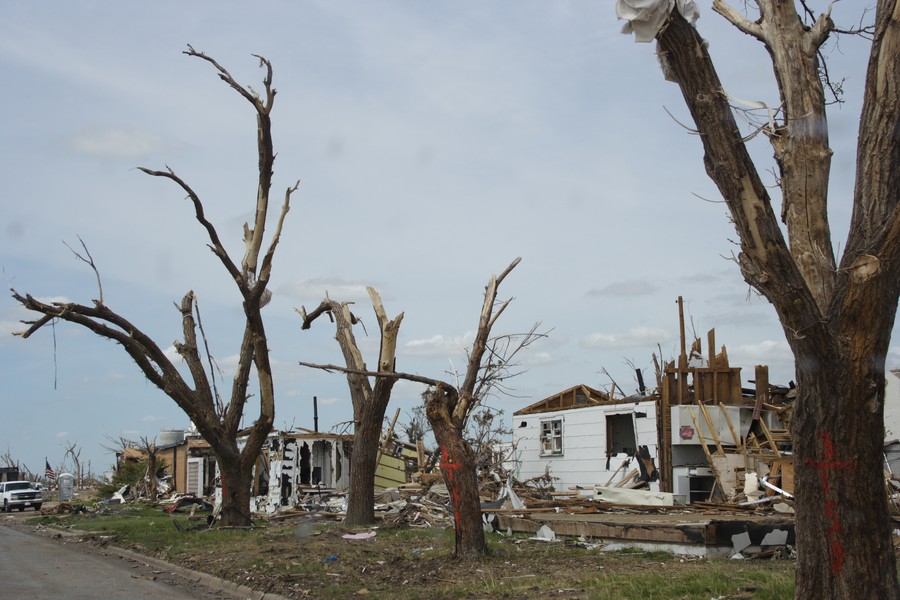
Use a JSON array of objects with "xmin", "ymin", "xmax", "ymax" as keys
[
  {"xmin": 213, "ymin": 430, "xmax": 352, "ymax": 515},
  {"xmin": 511, "ymin": 328, "xmax": 798, "ymax": 506},
  {"xmin": 511, "ymin": 385, "xmax": 663, "ymax": 500},
  {"xmin": 214, "ymin": 427, "xmax": 428, "ymax": 515}
]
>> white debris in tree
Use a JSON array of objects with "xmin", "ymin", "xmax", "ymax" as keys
[
  {"xmin": 616, "ymin": 0, "xmax": 699, "ymax": 43},
  {"xmin": 723, "ymin": 91, "xmax": 780, "ymax": 134}
]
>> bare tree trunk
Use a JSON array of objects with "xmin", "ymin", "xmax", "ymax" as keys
[
  {"xmin": 300, "ymin": 287, "xmax": 402, "ymax": 527},
  {"xmin": 793, "ymin": 360, "xmax": 896, "ymax": 599},
  {"xmin": 64, "ymin": 442, "xmax": 82, "ymax": 490},
  {"xmin": 345, "ymin": 406, "xmax": 381, "ymax": 525},
  {"xmin": 218, "ymin": 451, "xmax": 253, "ymax": 526},
  {"xmin": 146, "ymin": 452, "xmax": 158, "ymax": 501},
  {"xmin": 427, "ymin": 386, "xmax": 487, "ymax": 558},
  {"xmin": 636, "ymin": 4, "xmax": 900, "ymax": 598}
]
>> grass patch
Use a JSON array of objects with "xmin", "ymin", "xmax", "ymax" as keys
[
  {"xmin": 31, "ymin": 504, "xmax": 263, "ymax": 560},
  {"xmin": 30, "ymin": 505, "xmax": 798, "ymax": 599}
]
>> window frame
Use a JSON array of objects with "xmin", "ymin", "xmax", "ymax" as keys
[{"xmin": 539, "ymin": 418, "xmax": 564, "ymax": 456}]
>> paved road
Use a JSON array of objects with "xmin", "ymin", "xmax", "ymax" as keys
[{"xmin": 0, "ymin": 520, "xmax": 238, "ymax": 600}]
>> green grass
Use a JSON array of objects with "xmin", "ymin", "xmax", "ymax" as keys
[{"xmin": 32, "ymin": 504, "xmax": 259, "ymax": 559}]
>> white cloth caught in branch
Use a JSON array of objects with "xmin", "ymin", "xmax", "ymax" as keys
[{"xmin": 616, "ymin": 0, "xmax": 699, "ymax": 43}]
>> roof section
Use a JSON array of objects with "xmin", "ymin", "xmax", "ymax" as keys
[{"xmin": 514, "ymin": 384, "xmax": 622, "ymax": 416}]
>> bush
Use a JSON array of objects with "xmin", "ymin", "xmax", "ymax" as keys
[{"xmin": 97, "ymin": 459, "xmax": 147, "ymax": 498}]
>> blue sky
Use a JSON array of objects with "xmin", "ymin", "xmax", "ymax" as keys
[{"xmin": 0, "ymin": 1, "xmax": 891, "ymax": 478}]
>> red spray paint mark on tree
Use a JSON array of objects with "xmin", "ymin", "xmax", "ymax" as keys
[
  {"xmin": 441, "ymin": 446, "xmax": 463, "ymax": 530},
  {"xmin": 805, "ymin": 432, "xmax": 853, "ymax": 574}
]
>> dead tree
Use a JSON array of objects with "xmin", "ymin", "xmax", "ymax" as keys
[
  {"xmin": 298, "ymin": 288, "xmax": 403, "ymax": 525},
  {"xmin": 299, "ymin": 258, "xmax": 543, "ymax": 557},
  {"xmin": 619, "ymin": 2, "xmax": 900, "ymax": 598},
  {"xmin": 414, "ymin": 259, "xmax": 541, "ymax": 558},
  {"xmin": 138, "ymin": 437, "xmax": 160, "ymax": 501},
  {"xmin": 63, "ymin": 441, "xmax": 82, "ymax": 489},
  {"xmin": 423, "ymin": 259, "xmax": 525, "ymax": 558},
  {"xmin": 11, "ymin": 46, "xmax": 297, "ymax": 527}
]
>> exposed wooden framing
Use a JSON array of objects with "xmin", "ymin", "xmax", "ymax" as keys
[{"xmin": 513, "ymin": 384, "xmax": 615, "ymax": 416}]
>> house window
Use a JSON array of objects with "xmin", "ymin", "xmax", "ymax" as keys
[
  {"xmin": 540, "ymin": 419, "xmax": 563, "ymax": 456},
  {"xmin": 607, "ymin": 413, "xmax": 637, "ymax": 455}
]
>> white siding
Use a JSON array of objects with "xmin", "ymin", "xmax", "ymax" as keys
[{"xmin": 511, "ymin": 400, "xmax": 658, "ymax": 493}]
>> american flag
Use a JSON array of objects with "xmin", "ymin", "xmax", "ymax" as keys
[{"xmin": 45, "ymin": 459, "xmax": 56, "ymax": 480}]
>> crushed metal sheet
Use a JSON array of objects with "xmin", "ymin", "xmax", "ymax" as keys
[
  {"xmin": 731, "ymin": 531, "xmax": 752, "ymax": 555},
  {"xmin": 760, "ymin": 529, "xmax": 789, "ymax": 547}
]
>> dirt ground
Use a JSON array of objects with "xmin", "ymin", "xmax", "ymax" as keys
[{"xmin": 131, "ymin": 514, "xmax": 794, "ymax": 600}]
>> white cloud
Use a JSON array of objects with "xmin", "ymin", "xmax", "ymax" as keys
[
  {"xmin": 26, "ymin": 295, "xmax": 71, "ymax": 305},
  {"xmin": 402, "ymin": 333, "xmax": 473, "ymax": 357},
  {"xmin": 278, "ymin": 278, "xmax": 374, "ymax": 304},
  {"xmin": 727, "ymin": 339, "xmax": 796, "ymax": 384},
  {"xmin": 65, "ymin": 127, "xmax": 172, "ymax": 159},
  {"xmin": 141, "ymin": 415, "xmax": 167, "ymax": 423},
  {"xmin": 586, "ymin": 280, "xmax": 659, "ymax": 298},
  {"xmin": 1, "ymin": 297, "xmax": 73, "ymax": 342},
  {"xmin": 216, "ymin": 354, "xmax": 242, "ymax": 371},
  {"xmin": 524, "ymin": 351, "xmax": 556, "ymax": 366},
  {"xmin": 0, "ymin": 320, "xmax": 22, "ymax": 339},
  {"xmin": 581, "ymin": 327, "xmax": 672, "ymax": 349},
  {"xmin": 316, "ymin": 396, "xmax": 344, "ymax": 407},
  {"xmin": 55, "ymin": 431, "xmax": 67, "ymax": 438},
  {"xmin": 729, "ymin": 339, "xmax": 792, "ymax": 363}
]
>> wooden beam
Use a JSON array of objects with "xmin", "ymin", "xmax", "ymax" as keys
[
  {"xmin": 753, "ymin": 365, "xmax": 769, "ymax": 420},
  {"xmin": 678, "ymin": 296, "xmax": 687, "ymax": 368},
  {"xmin": 758, "ymin": 418, "xmax": 782, "ymax": 458},
  {"xmin": 708, "ymin": 329, "xmax": 718, "ymax": 404},
  {"xmin": 496, "ymin": 515, "xmax": 714, "ymax": 545},
  {"xmin": 416, "ymin": 439, "xmax": 426, "ymax": 470},
  {"xmin": 718, "ymin": 402, "xmax": 741, "ymax": 447},
  {"xmin": 689, "ymin": 407, "xmax": 714, "ymax": 464},
  {"xmin": 658, "ymin": 374, "xmax": 673, "ymax": 492},
  {"xmin": 697, "ymin": 401, "xmax": 725, "ymax": 455}
]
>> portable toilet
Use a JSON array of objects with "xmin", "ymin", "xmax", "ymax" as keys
[{"xmin": 57, "ymin": 473, "xmax": 75, "ymax": 501}]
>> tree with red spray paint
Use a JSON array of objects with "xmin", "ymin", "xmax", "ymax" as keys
[
  {"xmin": 420, "ymin": 259, "xmax": 544, "ymax": 558},
  {"xmin": 291, "ymin": 259, "xmax": 543, "ymax": 557},
  {"xmin": 806, "ymin": 432, "xmax": 853, "ymax": 574},
  {"xmin": 400, "ymin": 258, "xmax": 544, "ymax": 558}
]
